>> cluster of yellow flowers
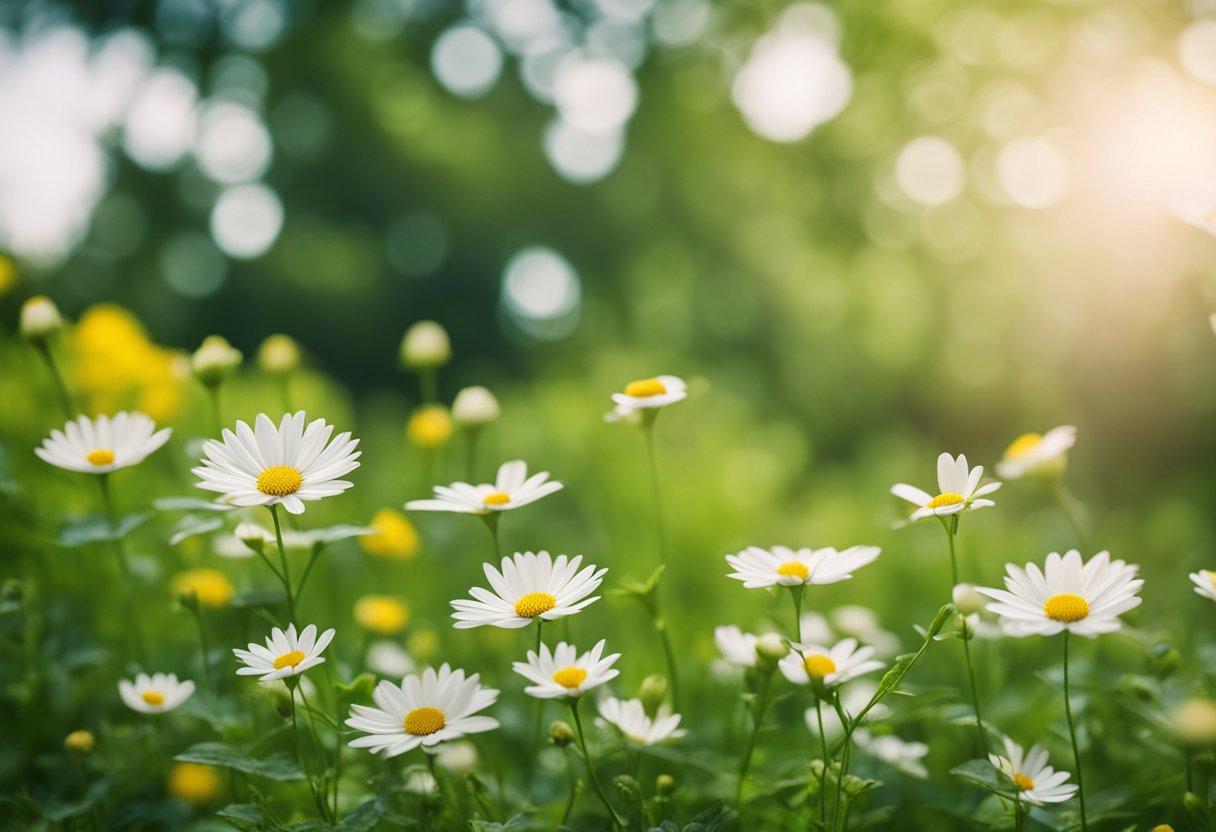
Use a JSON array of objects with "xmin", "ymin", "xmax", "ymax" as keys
[{"xmin": 73, "ymin": 305, "xmax": 188, "ymax": 422}]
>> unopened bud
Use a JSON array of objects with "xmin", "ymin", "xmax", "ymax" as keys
[
  {"xmin": 638, "ymin": 674, "xmax": 668, "ymax": 718},
  {"xmin": 655, "ymin": 774, "xmax": 676, "ymax": 797},
  {"xmin": 257, "ymin": 334, "xmax": 300, "ymax": 374},
  {"xmin": 191, "ymin": 335, "xmax": 242, "ymax": 386},
  {"xmin": 755, "ymin": 633, "xmax": 788, "ymax": 670},
  {"xmin": 842, "ymin": 774, "xmax": 869, "ymax": 797},
  {"xmin": 21, "ymin": 296, "xmax": 62, "ymax": 343},
  {"xmin": 1174, "ymin": 697, "xmax": 1216, "ymax": 746},
  {"xmin": 1184, "ymin": 791, "xmax": 1206, "ymax": 815},
  {"xmin": 235, "ymin": 523, "xmax": 270, "ymax": 554},
  {"xmin": 64, "ymin": 730, "xmax": 94, "ymax": 755},
  {"xmin": 400, "ymin": 321, "xmax": 450, "ymax": 370},
  {"xmin": 549, "ymin": 720, "xmax": 575, "ymax": 747},
  {"xmin": 452, "ymin": 386, "xmax": 500, "ymax": 429},
  {"xmin": 613, "ymin": 775, "xmax": 642, "ymax": 810},
  {"xmin": 952, "ymin": 583, "xmax": 986, "ymax": 616}
]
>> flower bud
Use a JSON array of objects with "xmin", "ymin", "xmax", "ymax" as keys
[
  {"xmin": 407, "ymin": 405, "xmax": 453, "ymax": 449},
  {"xmin": 21, "ymin": 296, "xmax": 62, "ymax": 343},
  {"xmin": 452, "ymin": 386, "xmax": 500, "ymax": 429},
  {"xmin": 191, "ymin": 335, "xmax": 242, "ymax": 386},
  {"xmin": 549, "ymin": 720, "xmax": 575, "ymax": 747},
  {"xmin": 613, "ymin": 775, "xmax": 643, "ymax": 810},
  {"xmin": 64, "ymin": 730, "xmax": 94, "ymax": 755},
  {"xmin": 235, "ymin": 523, "xmax": 270, "ymax": 554},
  {"xmin": 952, "ymin": 583, "xmax": 986, "ymax": 616},
  {"xmin": 400, "ymin": 321, "xmax": 450, "ymax": 370},
  {"xmin": 1174, "ymin": 697, "xmax": 1216, "ymax": 746},
  {"xmin": 655, "ymin": 774, "xmax": 676, "ymax": 797},
  {"xmin": 638, "ymin": 674, "xmax": 668, "ymax": 718},
  {"xmin": 755, "ymin": 633, "xmax": 788, "ymax": 671},
  {"xmin": 257, "ymin": 334, "xmax": 300, "ymax": 374},
  {"xmin": 1152, "ymin": 825, "xmax": 1175, "ymax": 832},
  {"xmin": 1184, "ymin": 791, "xmax": 1206, "ymax": 816}
]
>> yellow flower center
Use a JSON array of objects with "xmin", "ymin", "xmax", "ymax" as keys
[
  {"xmin": 141, "ymin": 690, "xmax": 166, "ymax": 706},
  {"xmin": 1209, "ymin": 572, "xmax": 1216, "ymax": 589},
  {"xmin": 404, "ymin": 706, "xmax": 446, "ymax": 736},
  {"xmin": 777, "ymin": 561, "xmax": 809, "ymax": 580},
  {"xmin": 514, "ymin": 592, "xmax": 557, "ymax": 618},
  {"xmin": 1043, "ymin": 593, "xmax": 1089, "ymax": 623},
  {"xmin": 926, "ymin": 492, "xmax": 964, "ymax": 508},
  {"xmin": 87, "ymin": 449, "xmax": 116, "ymax": 466},
  {"xmin": 1004, "ymin": 433, "xmax": 1043, "ymax": 460},
  {"xmin": 1013, "ymin": 772, "xmax": 1035, "ymax": 791},
  {"xmin": 552, "ymin": 666, "xmax": 588, "ymax": 689},
  {"xmin": 624, "ymin": 378, "xmax": 667, "ymax": 397},
  {"xmin": 483, "ymin": 491, "xmax": 511, "ymax": 506},
  {"xmin": 257, "ymin": 465, "xmax": 303, "ymax": 496},
  {"xmin": 804, "ymin": 655, "xmax": 837, "ymax": 678},
  {"xmin": 273, "ymin": 650, "xmax": 306, "ymax": 670}
]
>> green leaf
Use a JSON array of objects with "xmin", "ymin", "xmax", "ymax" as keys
[
  {"xmin": 217, "ymin": 803, "xmax": 264, "ymax": 831},
  {"xmin": 334, "ymin": 672, "xmax": 376, "ymax": 703},
  {"xmin": 683, "ymin": 801, "xmax": 729, "ymax": 832},
  {"xmin": 169, "ymin": 515, "xmax": 224, "ymax": 545},
  {"xmin": 296, "ymin": 525, "xmax": 375, "ymax": 546},
  {"xmin": 155, "ymin": 497, "xmax": 237, "ymax": 512},
  {"xmin": 175, "ymin": 742, "xmax": 305, "ymax": 781},
  {"xmin": 57, "ymin": 512, "xmax": 151, "ymax": 547},
  {"xmin": 230, "ymin": 589, "xmax": 287, "ymax": 609},
  {"xmin": 469, "ymin": 813, "xmax": 533, "ymax": 831},
  {"xmin": 950, "ymin": 759, "xmax": 1013, "ymax": 797},
  {"xmin": 336, "ymin": 799, "xmax": 386, "ymax": 831}
]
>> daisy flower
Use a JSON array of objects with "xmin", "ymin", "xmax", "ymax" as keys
[
  {"xmin": 611, "ymin": 375, "xmax": 687, "ymax": 413},
  {"xmin": 119, "ymin": 672, "xmax": 195, "ymax": 714},
  {"xmin": 855, "ymin": 730, "xmax": 930, "ymax": 779},
  {"xmin": 996, "ymin": 426, "xmax": 1077, "ymax": 480},
  {"xmin": 714, "ymin": 626, "xmax": 760, "ymax": 668},
  {"xmin": 890, "ymin": 453, "xmax": 1001, "ymax": 522},
  {"xmin": 598, "ymin": 696, "xmax": 685, "ymax": 746},
  {"xmin": 779, "ymin": 638, "xmax": 884, "ymax": 689},
  {"xmin": 451, "ymin": 551, "xmax": 605, "ymax": 630},
  {"xmin": 36, "ymin": 412, "xmax": 171, "ymax": 474},
  {"xmin": 1189, "ymin": 569, "xmax": 1216, "ymax": 603},
  {"xmin": 193, "ymin": 412, "xmax": 360, "ymax": 515},
  {"xmin": 989, "ymin": 736, "xmax": 1078, "ymax": 805},
  {"xmin": 233, "ymin": 623, "xmax": 335, "ymax": 681},
  {"xmin": 405, "ymin": 460, "xmax": 562, "ymax": 515},
  {"xmin": 725, "ymin": 545, "xmax": 881, "ymax": 589},
  {"xmin": 345, "ymin": 664, "xmax": 499, "ymax": 757},
  {"xmin": 976, "ymin": 550, "xmax": 1143, "ymax": 638},
  {"xmin": 512, "ymin": 639, "xmax": 620, "ymax": 699}
]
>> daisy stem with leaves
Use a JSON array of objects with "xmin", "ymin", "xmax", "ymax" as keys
[
  {"xmin": 735, "ymin": 666, "xmax": 774, "ymax": 806},
  {"xmin": 33, "ymin": 341, "xmax": 73, "ymax": 419},
  {"xmin": 939, "ymin": 515, "xmax": 987, "ymax": 756},
  {"xmin": 97, "ymin": 473, "xmax": 144, "ymax": 661},
  {"xmin": 641, "ymin": 415, "xmax": 682, "ymax": 710},
  {"xmin": 287, "ymin": 678, "xmax": 334, "ymax": 822},
  {"xmin": 269, "ymin": 505, "xmax": 298, "ymax": 622},
  {"xmin": 567, "ymin": 697, "xmax": 626, "ymax": 829},
  {"xmin": 816, "ymin": 702, "xmax": 830, "ymax": 824},
  {"xmin": 1062, "ymin": 631, "xmax": 1087, "ymax": 831}
]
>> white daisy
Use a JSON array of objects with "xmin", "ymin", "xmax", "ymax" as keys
[
  {"xmin": 1189, "ymin": 570, "xmax": 1216, "ymax": 603},
  {"xmin": 890, "ymin": 453, "xmax": 1001, "ymax": 522},
  {"xmin": 989, "ymin": 736, "xmax": 1079, "ymax": 806},
  {"xmin": 976, "ymin": 550, "xmax": 1143, "ymax": 638},
  {"xmin": 233, "ymin": 623, "xmax": 336, "ymax": 681},
  {"xmin": 345, "ymin": 664, "xmax": 499, "ymax": 757},
  {"xmin": 451, "ymin": 551, "xmax": 605, "ymax": 630},
  {"xmin": 118, "ymin": 672, "xmax": 195, "ymax": 714},
  {"xmin": 512, "ymin": 639, "xmax": 620, "ymax": 699},
  {"xmin": 597, "ymin": 696, "xmax": 685, "ymax": 746},
  {"xmin": 610, "ymin": 375, "xmax": 687, "ymax": 411},
  {"xmin": 714, "ymin": 626, "xmax": 760, "ymax": 668},
  {"xmin": 996, "ymin": 426, "xmax": 1077, "ymax": 480},
  {"xmin": 779, "ymin": 638, "xmax": 884, "ymax": 689},
  {"xmin": 37, "ymin": 412, "xmax": 171, "ymax": 474},
  {"xmin": 854, "ymin": 730, "xmax": 930, "ymax": 779},
  {"xmin": 193, "ymin": 412, "xmax": 360, "ymax": 516},
  {"xmin": 405, "ymin": 460, "xmax": 562, "ymax": 515},
  {"xmin": 726, "ymin": 545, "xmax": 881, "ymax": 589}
]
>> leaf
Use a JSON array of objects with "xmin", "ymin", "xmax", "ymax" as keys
[
  {"xmin": 337, "ymin": 799, "xmax": 386, "ymax": 831},
  {"xmin": 57, "ymin": 512, "xmax": 151, "ymax": 547},
  {"xmin": 155, "ymin": 497, "xmax": 237, "ymax": 512},
  {"xmin": 683, "ymin": 801, "xmax": 729, "ymax": 832},
  {"xmin": 175, "ymin": 742, "xmax": 305, "ymax": 781},
  {"xmin": 469, "ymin": 813, "xmax": 533, "ymax": 831},
  {"xmin": 169, "ymin": 515, "xmax": 224, "ymax": 545},
  {"xmin": 230, "ymin": 589, "xmax": 288, "ymax": 609},
  {"xmin": 217, "ymin": 804, "xmax": 264, "ymax": 831},
  {"xmin": 950, "ymin": 759, "xmax": 1013, "ymax": 797},
  {"xmin": 296, "ymin": 525, "xmax": 376, "ymax": 546}
]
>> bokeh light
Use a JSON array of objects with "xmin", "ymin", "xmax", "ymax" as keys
[
  {"xmin": 431, "ymin": 24, "xmax": 504, "ymax": 99},
  {"xmin": 895, "ymin": 136, "xmax": 965, "ymax": 206},
  {"xmin": 500, "ymin": 245, "xmax": 581, "ymax": 339},
  {"xmin": 997, "ymin": 137, "xmax": 1069, "ymax": 209},
  {"xmin": 209, "ymin": 182, "xmax": 283, "ymax": 259}
]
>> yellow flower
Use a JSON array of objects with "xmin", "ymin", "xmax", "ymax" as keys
[
  {"xmin": 168, "ymin": 763, "xmax": 220, "ymax": 806},
  {"xmin": 172, "ymin": 569, "xmax": 235, "ymax": 608},
  {"xmin": 355, "ymin": 595, "xmax": 410, "ymax": 634},
  {"xmin": 360, "ymin": 508, "xmax": 420, "ymax": 560},
  {"xmin": 72, "ymin": 304, "xmax": 186, "ymax": 420},
  {"xmin": 64, "ymin": 730, "xmax": 94, "ymax": 755},
  {"xmin": 407, "ymin": 405, "xmax": 453, "ymax": 449}
]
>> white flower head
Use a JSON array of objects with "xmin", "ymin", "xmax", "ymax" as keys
[
  {"xmin": 714, "ymin": 626, "xmax": 760, "ymax": 668},
  {"xmin": 726, "ymin": 545, "xmax": 881, "ymax": 589},
  {"xmin": 611, "ymin": 375, "xmax": 687, "ymax": 412},
  {"xmin": 996, "ymin": 426, "xmax": 1077, "ymax": 480},
  {"xmin": 21, "ymin": 295, "xmax": 62, "ymax": 341},
  {"xmin": 346, "ymin": 664, "xmax": 499, "ymax": 757},
  {"xmin": 780, "ymin": 638, "xmax": 884, "ymax": 689},
  {"xmin": 119, "ymin": 672, "xmax": 195, "ymax": 714},
  {"xmin": 989, "ymin": 736, "xmax": 1079, "ymax": 805},
  {"xmin": 891, "ymin": 453, "xmax": 1001, "ymax": 522},
  {"xmin": 1190, "ymin": 570, "xmax": 1216, "ymax": 603},
  {"xmin": 193, "ymin": 412, "xmax": 360, "ymax": 515},
  {"xmin": 452, "ymin": 386, "xmax": 500, "ymax": 428},
  {"xmin": 512, "ymin": 639, "xmax": 620, "ymax": 699},
  {"xmin": 37, "ymin": 412, "xmax": 172, "ymax": 474},
  {"xmin": 234, "ymin": 623, "xmax": 336, "ymax": 681},
  {"xmin": 406, "ymin": 460, "xmax": 562, "ymax": 515},
  {"xmin": 855, "ymin": 730, "xmax": 930, "ymax": 779},
  {"xmin": 598, "ymin": 696, "xmax": 685, "ymax": 746},
  {"xmin": 452, "ymin": 551, "xmax": 605, "ymax": 629},
  {"xmin": 976, "ymin": 550, "xmax": 1143, "ymax": 638}
]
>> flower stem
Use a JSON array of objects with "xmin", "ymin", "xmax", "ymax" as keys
[
  {"xmin": 191, "ymin": 605, "xmax": 215, "ymax": 699},
  {"xmin": 653, "ymin": 611, "xmax": 681, "ymax": 711},
  {"xmin": 735, "ymin": 670, "xmax": 772, "ymax": 807},
  {"xmin": 98, "ymin": 474, "xmax": 144, "ymax": 661},
  {"xmin": 1050, "ymin": 482, "xmax": 1090, "ymax": 552},
  {"xmin": 295, "ymin": 544, "xmax": 323, "ymax": 602},
  {"xmin": 289, "ymin": 685, "xmax": 333, "ymax": 821},
  {"xmin": 1063, "ymin": 631, "xmax": 1087, "ymax": 832},
  {"xmin": 207, "ymin": 385, "xmax": 224, "ymax": 436},
  {"xmin": 568, "ymin": 698, "xmax": 626, "ymax": 829},
  {"xmin": 791, "ymin": 585, "xmax": 805, "ymax": 643},
  {"xmin": 269, "ymin": 505, "xmax": 297, "ymax": 622},
  {"xmin": 642, "ymin": 422, "xmax": 667, "ymax": 568},
  {"xmin": 481, "ymin": 513, "xmax": 501, "ymax": 558},
  {"xmin": 943, "ymin": 522, "xmax": 987, "ymax": 755},
  {"xmin": 36, "ymin": 343, "xmax": 73, "ymax": 419},
  {"xmin": 816, "ymin": 702, "xmax": 830, "ymax": 825}
]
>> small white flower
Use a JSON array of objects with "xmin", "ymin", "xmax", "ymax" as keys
[
  {"xmin": 451, "ymin": 551, "xmax": 605, "ymax": 630},
  {"xmin": 996, "ymin": 426, "xmax": 1076, "ymax": 480},
  {"xmin": 976, "ymin": 550, "xmax": 1143, "ymax": 638},
  {"xmin": 400, "ymin": 320, "xmax": 451, "ymax": 370},
  {"xmin": 36, "ymin": 412, "xmax": 172, "ymax": 474},
  {"xmin": 512, "ymin": 639, "xmax": 620, "ymax": 699},
  {"xmin": 20, "ymin": 295, "xmax": 62, "ymax": 341},
  {"xmin": 726, "ymin": 545, "xmax": 881, "ymax": 589},
  {"xmin": 406, "ymin": 460, "xmax": 562, "ymax": 515},
  {"xmin": 346, "ymin": 664, "xmax": 499, "ymax": 757},
  {"xmin": 598, "ymin": 696, "xmax": 685, "ymax": 746},
  {"xmin": 119, "ymin": 672, "xmax": 195, "ymax": 714},
  {"xmin": 890, "ymin": 453, "xmax": 1001, "ymax": 522},
  {"xmin": 779, "ymin": 638, "xmax": 884, "ymax": 689},
  {"xmin": 610, "ymin": 375, "xmax": 687, "ymax": 411},
  {"xmin": 714, "ymin": 626, "xmax": 760, "ymax": 668},
  {"xmin": 452, "ymin": 386, "xmax": 500, "ymax": 428},
  {"xmin": 366, "ymin": 641, "xmax": 416, "ymax": 677},
  {"xmin": 1190, "ymin": 570, "xmax": 1216, "ymax": 603},
  {"xmin": 193, "ymin": 412, "xmax": 361, "ymax": 515},
  {"xmin": 234, "ymin": 623, "xmax": 336, "ymax": 681},
  {"xmin": 989, "ymin": 736, "xmax": 1079, "ymax": 806},
  {"xmin": 854, "ymin": 730, "xmax": 930, "ymax": 779}
]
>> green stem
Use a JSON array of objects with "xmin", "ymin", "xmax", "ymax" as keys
[
  {"xmin": 465, "ymin": 428, "xmax": 481, "ymax": 481},
  {"xmin": 295, "ymin": 544, "xmax": 323, "ymax": 602},
  {"xmin": 560, "ymin": 748, "xmax": 580, "ymax": 826},
  {"xmin": 192, "ymin": 605, "xmax": 215, "ymax": 699},
  {"xmin": 36, "ymin": 343, "xmax": 73, "ymax": 419},
  {"xmin": 791, "ymin": 585, "xmax": 805, "ymax": 643},
  {"xmin": 298, "ymin": 684, "xmax": 332, "ymax": 821},
  {"xmin": 208, "ymin": 385, "xmax": 224, "ymax": 436},
  {"xmin": 944, "ymin": 523, "xmax": 987, "ymax": 755},
  {"xmin": 419, "ymin": 369, "xmax": 438, "ymax": 404},
  {"xmin": 568, "ymin": 698, "xmax": 626, "ymax": 829},
  {"xmin": 289, "ymin": 687, "xmax": 332, "ymax": 821},
  {"xmin": 1063, "ymin": 632, "xmax": 1087, "ymax": 832},
  {"xmin": 269, "ymin": 505, "xmax": 297, "ymax": 622},
  {"xmin": 98, "ymin": 474, "xmax": 144, "ymax": 661},
  {"xmin": 1014, "ymin": 798, "xmax": 1025, "ymax": 832},
  {"xmin": 817, "ymin": 702, "xmax": 830, "ymax": 825},
  {"xmin": 736, "ymin": 671, "xmax": 772, "ymax": 807},
  {"xmin": 643, "ymin": 421, "xmax": 667, "ymax": 568},
  {"xmin": 1050, "ymin": 483, "xmax": 1091, "ymax": 552},
  {"xmin": 653, "ymin": 612, "xmax": 681, "ymax": 711},
  {"xmin": 481, "ymin": 513, "xmax": 501, "ymax": 558},
  {"xmin": 831, "ymin": 693, "xmax": 851, "ymax": 832}
]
